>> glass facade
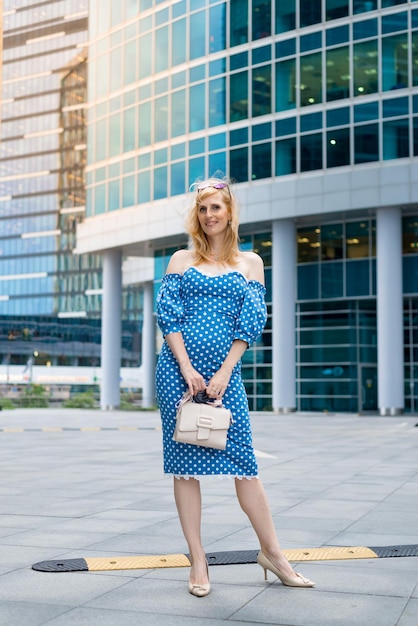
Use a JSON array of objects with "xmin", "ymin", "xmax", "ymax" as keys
[
  {"xmin": 0, "ymin": 1, "xmax": 142, "ymax": 376},
  {"xmin": 86, "ymin": 0, "xmax": 418, "ymax": 214},
  {"xmin": 82, "ymin": 0, "xmax": 418, "ymax": 412}
]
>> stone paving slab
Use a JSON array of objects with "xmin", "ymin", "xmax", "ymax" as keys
[{"xmin": 0, "ymin": 408, "xmax": 417, "ymax": 625}]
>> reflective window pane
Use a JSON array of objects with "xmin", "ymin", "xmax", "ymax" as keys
[
  {"xmin": 326, "ymin": 46, "xmax": 349, "ymax": 102},
  {"xmin": 382, "ymin": 34, "xmax": 408, "ymax": 92},
  {"xmin": 171, "ymin": 90, "xmax": 186, "ymax": 137},
  {"xmin": 326, "ymin": 0, "xmax": 348, "ymax": 21},
  {"xmin": 190, "ymin": 11, "xmax": 206, "ymax": 60},
  {"xmin": 353, "ymin": 40, "xmax": 378, "ymax": 97},
  {"xmin": 297, "ymin": 227, "xmax": 321, "ymax": 263},
  {"xmin": 275, "ymin": 59, "xmax": 296, "ymax": 111},
  {"xmin": 383, "ymin": 119, "xmax": 409, "ymax": 160},
  {"xmin": 209, "ymin": 77, "xmax": 226, "ymax": 127},
  {"xmin": 321, "ymin": 262, "xmax": 343, "ymax": 298},
  {"xmin": 252, "ymin": 65, "xmax": 271, "ymax": 116},
  {"xmin": 300, "ymin": 133, "xmax": 323, "ymax": 171},
  {"xmin": 275, "ymin": 0, "xmax": 295, "ymax": 33},
  {"xmin": 172, "ymin": 19, "xmax": 186, "ymax": 65},
  {"xmin": 300, "ymin": 52, "xmax": 322, "ymax": 106},
  {"xmin": 189, "ymin": 83, "xmax": 206, "ymax": 131},
  {"xmin": 230, "ymin": 147, "xmax": 248, "ymax": 182},
  {"xmin": 275, "ymin": 138, "xmax": 296, "ymax": 175},
  {"xmin": 321, "ymin": 224, "xmax": 343, "ymax": 261},
  {"xmin": 353, "ymin": 0, "xmax": 377, "ymax": 14},
  {"xmin": 327, "ymin": 128, "xmax": 350, "ymax": 168},
  {"xmin": 252, "ymin": 142, "xmax": 272, "ymax": 180},
  {"xmin": 252, "ymin": 0, "xmax": 271, "ymax": 40},
  {"xmin": 210, "ymin": 3, "xmax": 226, "ymax": 53},
  {"xmin": 300, "ymin": 0, "xmax": 321, "ymax": 28},
  {"xmin": 354, "ymin": 123, "xmax": 379, "ymax": 163},
  {"xmin": 346, "ymin": 221, "xmax": 370, "ymax": 259},
  {"xmin": 230, "ymin": 0, "xmax": 248, "ymax": 46}
]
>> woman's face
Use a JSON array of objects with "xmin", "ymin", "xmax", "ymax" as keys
[{"xmin": 196, "ymin": 190, "xmax": 230, "ymax": 237}]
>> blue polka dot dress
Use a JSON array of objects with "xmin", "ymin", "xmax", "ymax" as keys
[{"xmin": 155, "ymin": 267, "xmax": 267, "ymax": 479}]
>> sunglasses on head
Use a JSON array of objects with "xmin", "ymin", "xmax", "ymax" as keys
[{"xmin": 197, "ymin": 182, "xmax": 229, "ymax": 192}]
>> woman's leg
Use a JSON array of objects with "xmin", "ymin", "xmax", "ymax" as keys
[
  {"xmin": 234, "ymin": 477, "xmax": 297, "ymax": 578},
  {"xmin": 173, "ymin": 477, "xmax": 209, "ymax": 584}
]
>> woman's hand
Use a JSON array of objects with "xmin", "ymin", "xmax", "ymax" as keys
[
  {"xmin": 179, "ymin": 360, "xmax": 206, "ymax": 396},
  {"xmin": 206, "ymin": 367, "xmax": 232, "ymax": 400}
]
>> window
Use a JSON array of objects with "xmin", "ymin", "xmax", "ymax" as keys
[
  {"xmin": 300, "ymin": 0, "xmax": 321, "ymax": 28},
  {"xmin": 230, "ymin": 147, "xmax": 248, "ymax": 182},
  {"xmin": 252, "ymin": 0, "xmax": 271, "ymax": 40},
  {"xmin": 353, "ymin": 40, "xmax": 378, "ymax": 97},
  {"xmin": 252, "ymin": 65, "xmax": 271, "ymax": 116},
  {"xmin": 252, "ymin": 142, "xmax": 271, "ymax": 179},
  {"xmin": 209, "ymin": 77, "xmax": 226, "ymax": 127},
  {"xmin": 275, "ymin": 59, "xmax": 296, "ymax": 111},
  {"xmin": 382, "ymin": 34, "xmax": 408, "ymax": 92},
  {"xmin": 383, "ymin": 119, "xmax": 409, "ymax": 160},
  {"xmin": 275, "ymin": 138, "xmax": 296, "ymax": 175},
  {"xmin": 326, "ymin": 46, "xmax": 349, "ymax": 102},
  {"xmin": 230, "ymin": 0, "xmax": 248, "ymax": 46},
  {"xmin": 300, "ymin": 52, "xmax": 322, "ymax": 106},
  {"xmin": 354, "ymin": 123, "xmax": 379, "ymax": 163},
  {"xmin": 275, "ymin": 0, "xmax": 295, "ymax": 33},
  {"xmin": 300, "ymin": 133, "xmax": 322, "ymax": 171},
  {"xmin": 327, "ymin": 128, "xmax": 350, "ymax": 168}
]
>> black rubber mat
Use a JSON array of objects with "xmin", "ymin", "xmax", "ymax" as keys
[
  {"xmin": 32, "ymin": 558, "xmax": 88, "ymax": 572},
  {"xmin": 370, "ymin": 545, "xmax": 418, "ymax": 558}
]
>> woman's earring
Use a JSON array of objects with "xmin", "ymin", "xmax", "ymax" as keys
[{"xmin": 228, "ymin": 220, "xmax": 231, "ymax": 225}]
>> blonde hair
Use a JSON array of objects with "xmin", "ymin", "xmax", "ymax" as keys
[{"xmin": 185, "ymin": 178, "xmax": 240, "ymax": 266}]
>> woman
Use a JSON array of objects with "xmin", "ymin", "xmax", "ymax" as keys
[{"xmin": 155, "ymin": 178, "xmax": 314, "ymax": 597}]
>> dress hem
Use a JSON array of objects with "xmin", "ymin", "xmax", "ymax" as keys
[{"xmin": 166, "ymin": 473, "xmax": 259, "ymax": 481}]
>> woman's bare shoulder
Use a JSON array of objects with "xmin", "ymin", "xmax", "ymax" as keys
[
  {"xmin": 166, "ymin": 249, "xmax": 194, "ymax": 275},
  {"xmin": 239, "ymin": 251, "xmax": 265, "ymax": 284}
]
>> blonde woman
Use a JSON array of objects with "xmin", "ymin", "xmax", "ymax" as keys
[{"xmin": 155, "ymin": 178, "xmax": 315, "ymax": 597}]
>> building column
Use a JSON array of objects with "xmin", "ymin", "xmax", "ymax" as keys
[
  {"xmin": 376, "ymin": 207, "xmax": 404, "ymax": 415},
  {"xmin": 141, "ymin": 280, "xmax": 155, "ymax": 408},
  {"xmin": 272, "ymin": 219, "xmax": 296, "ymax": 413},
  {"xmin": 101, "ymin": 249, "xmax": 122, "ymax": 410}
]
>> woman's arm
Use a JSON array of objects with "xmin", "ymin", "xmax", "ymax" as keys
[
  {"xmin": 165, "ymin": 332, "xmax": 206, "ymax": 395},
  {"xmin": 206, "ymin": 339, "xmax": 248, "ymax": 399}
]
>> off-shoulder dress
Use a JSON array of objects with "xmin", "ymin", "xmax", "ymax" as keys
[{"xmin": 155, "ymin": 266, "xmax": 267, "ymax": 479}]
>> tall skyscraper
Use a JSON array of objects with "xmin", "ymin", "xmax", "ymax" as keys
[{"xmin": 0, "ymin": 1, "xmax": 142, "ymax": 397}]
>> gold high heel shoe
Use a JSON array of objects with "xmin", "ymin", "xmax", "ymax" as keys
[
  {"xmin": 257, "ymin": 551, "xmax": 315, "ymax": 588},
  {"xmin": 188, "ymin": 559, "xmax": 210, "ymax": 597}
]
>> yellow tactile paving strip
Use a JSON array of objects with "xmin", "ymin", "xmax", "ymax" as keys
[
  {"xmin": 85, "ymin": 554, "xmax": 192, "ymax": 571},
  {"xmin": 83, "ymin": 547, "xmax": 377, "ymax": 572},
  {"xmin": 282, "ymin": 546, "xmax": 378, "ymax": 561}
]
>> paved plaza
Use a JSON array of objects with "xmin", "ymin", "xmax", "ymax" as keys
[{"xmin": 0, "ymin": 407, "xmax": 417, "ymax": 626}]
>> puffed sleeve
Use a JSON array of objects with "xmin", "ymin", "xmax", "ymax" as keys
[
  {"xmin": 233, "ymin": 280, "xmax": 267, "ymax": 347},
  {"xmin": 156, "ymin": 273, "xmax": 184, "ymax": 337}
]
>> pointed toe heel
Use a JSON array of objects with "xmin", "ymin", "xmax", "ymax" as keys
[{"xmin": 257, "ymin": 551, "xmax": 315, "ymax": 588}]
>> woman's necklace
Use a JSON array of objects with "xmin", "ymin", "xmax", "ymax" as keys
[{"xmin": 210, "ymin": 249, "xmax": 221, "ymax": 262}]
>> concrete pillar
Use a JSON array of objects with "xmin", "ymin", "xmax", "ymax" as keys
[
  {"xmin": 141, "ymin": 281, "xmax": 156, "ymax": 408},
  {"xmin": 101, "ymin": 249, "xmax": 122, "ymax": 410},
  {"xmin": 272, "ymin": 219, "xmax": 296, "ymax": 413},
  {"xmin": 376, "ymin": 207, "xmax": 404, "ymax": 415}
]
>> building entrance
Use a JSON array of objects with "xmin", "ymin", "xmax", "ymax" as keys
[{"xmin": 360, "ymin": 365, "xmax": 378, "ymax": 412}]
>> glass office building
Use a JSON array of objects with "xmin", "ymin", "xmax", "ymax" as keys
[
  {"xmin": 0, "ymin": 1, "xmax": 143, "ymax": 394},
  {"xmin": 76, "ymin": 0, "xmax": 418, "ymax": 413}
]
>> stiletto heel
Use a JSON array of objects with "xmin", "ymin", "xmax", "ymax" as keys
[
  {"xmin": 189, "ymin": 559, "xmax": 211, "ymax": 597},
  {"xmin": 257, "ymin": 551, "xmax": 315, "ymax": 588}
]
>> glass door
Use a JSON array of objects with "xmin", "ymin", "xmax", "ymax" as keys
[{"xmin": 360, "ymin": 365, "xmax": 378, "ymax": 412}]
